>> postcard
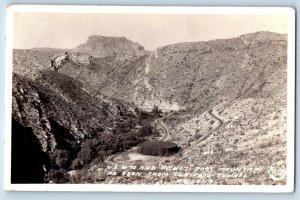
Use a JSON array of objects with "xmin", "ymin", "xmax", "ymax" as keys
[{"xmin": 4, "ymin": 5, "xmax": 295, "ymax": 192}]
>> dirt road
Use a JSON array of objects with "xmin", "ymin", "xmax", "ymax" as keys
[
  {"xmin": 106, "ymin": 109, "xmax": 223, "ymax": 164},
  {"xmin": 196, "ymin": 109, "xmax": 223, "ymax": 143},
  {"xmin": 154, "ymin": 111, "xmax": 174, "ymax": 141},
  {"xmin": 106, "ymin": 111, "xmax": 175, "ymax": 164}
]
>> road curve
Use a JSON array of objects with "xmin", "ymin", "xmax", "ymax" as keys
[
  {"xmin": 106, "ymin": 111, "xmax": 175, "ymax": 164},
  {"xmin": 106, "ymin": 109, "xmax": 224, "ymax": 164},
  {"xmin": 196, "ymin": 109, "xmax": 223, "ymax": 143},
  {"xmin": 106, "ymin": 149, "xmax": 136, "ymax": 164},
  {"xmin": 155, "ymin": 119, "xmax": 170, "ymax": 141},
  {"xmin": 154, "ymin": 111, "xmax": 174, "ymax": 141}
]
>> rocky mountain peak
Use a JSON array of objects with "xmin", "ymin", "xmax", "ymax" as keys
[{"xmin": 74, "ymin": 35, "xmax": 148, "ymax": 58}]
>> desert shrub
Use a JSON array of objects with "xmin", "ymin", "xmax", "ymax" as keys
[
  {"xmin": 46, "ymin": 168, "xmax": 70, "ymax": 183},
  {"xmin": 74, "ymin": 117, "xmax": 154, "ymax": 169},
  {"xmin": 138, "ymin": 124, "xmax": 152, "ymax": 137},
  {"xmin": 151, "ymin": 106, "xmax": 163, "ymax": 118},
  {"xmin": 69, "ymin": 168, "xmax": 88, "ymax": 183},
  {"xmin": 192, "ymin": 133, "xmax": 201, "ymax": 141},
  {"xmin": 77, "ymin": 142, "xmax": 95, "ymax": 165},
  {"xmin": 259, "ymin": 141, "xmax": 273, "ymax": 148},
  {"xmin": 70, "ymin": 158, "xmax": 84, "ymax": 170},
  {"xmin": 91, "ymin": 157, "xmax": 105, "ymax": 166},
  {"xmin": 49, "ymin": 150, "xmax": 71, "ymax": 169}
]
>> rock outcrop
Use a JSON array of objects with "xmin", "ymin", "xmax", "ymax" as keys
[{"xmin": 74, "ymin": 35, "xmax": 148, "ymax": 58}]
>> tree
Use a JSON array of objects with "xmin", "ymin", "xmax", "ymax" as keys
[
  {"xmin": 138, "ymin": 124, "xmax": 152, "ymax": 137},
  {"xmin": 70, "ymin": 158, "xmax": 83, "ymax": 170},
  {"xmin": 46, "ymin": 168, "xmax": 70, "ymax": 183},
  {"xmin": 77, "ymin": 142, "xmax": 95, "ymax": 165},
  {"xmin": 151, "ymin": 105, "xmax": 162, "ymax": 118},
  {"xmin": 50, "ymin": 150, "xmax": 71, "ymax": 169}
]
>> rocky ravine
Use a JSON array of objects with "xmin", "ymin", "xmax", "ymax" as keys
[
  {"xmin": 11, "ymin": 68, "xmax": 141, "ymax": 183},
  {"xmin": 12, "ymin": 31, "xmax": 288, "ymax": 184}
]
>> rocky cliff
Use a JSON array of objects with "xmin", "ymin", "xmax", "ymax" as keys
[
  {"xmin": 74, "ymin": 35, "xmax": 149, "ymax": 58},
  {"xmin": 11, "ymin": 67, "xmax": 138, "ymax": 182}
]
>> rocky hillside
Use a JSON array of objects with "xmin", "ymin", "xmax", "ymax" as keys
[
  {"xmin": 11, "ymin": 66, "xmax": 142, "ymax": 182},
  {"xmin": 11, "ymin": 32, "xmax": 288, "ymax": 185},
  {"xmin": 55, "ymin": 31, "xmax": 287, "ymax": 112},
  {"xmin": 144, "ymin": 31, "xmax": 287, "ymax": 111},
  {"xmin": 74, "ymin": 35, "xmax": 149, "ymax": 58},
  {"xmin": 12, "ymin": 45, "xmax": 157, "ymax": 183},
  {"xmin": 15, "ymin": 32, "xmax": 287, "ymax": 111}
]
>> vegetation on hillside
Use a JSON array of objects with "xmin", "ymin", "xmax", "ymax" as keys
[
  {"xmin": 12, "ymin": 69, "xmax": 159, "ymax": 183},
  {"xmin": 12, "ymin": 31, "xmax": 288, "ymax": 185}
]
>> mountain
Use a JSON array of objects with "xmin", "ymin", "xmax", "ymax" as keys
[
  {"xmin": 11, "ymin": 32, "xmax": 288, "ymax": 185},
  {"xmin": 141, "ymin": 31, "xmax": 287, "ymax": 111},
  {"xmin": 12, "ymin": 43, "xmax": 155, "ymax": 183},
  {"xmin": 54, "ymin": 32, "xmax": 288, "ymax": 185},
  {"xmin": 74, "ymin": 35, "xmax": 149, "ymax": 58},
  {"xmin": 57, "ymin": 31, "xmax": 287, "ymax": 112}
]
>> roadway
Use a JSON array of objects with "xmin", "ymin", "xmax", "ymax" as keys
[
  {"xmin": 106, "ymin": 111, "xmax": 175, "ymax": 164},
  {"xmin": 196, "ymin": 109, "xmax": 223, "ymax": 143},
  {"xmin": 106, "ymin": 109, "xmax": 224, "ymax": 164}
]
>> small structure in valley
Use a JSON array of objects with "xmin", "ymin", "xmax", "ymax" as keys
[{"xmin": 138, "ymin": 141, "xmax": 179, "ymax": 156}]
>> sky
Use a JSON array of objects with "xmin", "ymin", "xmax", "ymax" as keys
[{"xmin": 13, "ymin": 13, "xmax": 288, "ymax": 50}]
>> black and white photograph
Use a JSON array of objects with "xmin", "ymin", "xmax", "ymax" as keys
[{"xmin": 4, "ymin": 6, "xmax": 295, "ymax": 192}]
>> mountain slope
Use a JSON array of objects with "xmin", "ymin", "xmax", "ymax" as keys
[
  {"xmin": 11, "ymin": 31, "xmax": 288, "ymax": 185},
  {"xmin": 54, "ymin": 31, "xmax": 287, "ymax": 112},
  {"xmin": 11, "ymin": 67, "xmax": 144, "ymax": 183},
  {"xmin": 144, "ymin": 31, "xmax": 287, "ymax": 110}
]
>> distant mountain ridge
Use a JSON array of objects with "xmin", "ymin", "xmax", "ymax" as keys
[
  {"xmin": 21, "ymin": 32, "xmax": 287, "ymax": 112},
  {"xmin": 49, "ymin": 31, "xmax": 287, "ymax": 112}
]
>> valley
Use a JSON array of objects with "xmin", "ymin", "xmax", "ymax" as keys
[{"xmin": 11, "ymin": 31, "xmax": 288, "ymax": 185}]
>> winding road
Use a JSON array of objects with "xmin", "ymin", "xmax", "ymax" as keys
[
  {"xmin": 196, "ymin": 109, "xmax": 223, "ymax": 143},
  {"xmin": 106, "ymin": 109, "xmax": 224, "ymax": 164},
  {"xmin": 106, "ymin": 111, "xmax": 174, "ymax": 164},
  {"xmin": 154, "ymin": 111, "xmax": 175, "ymax": 141}
]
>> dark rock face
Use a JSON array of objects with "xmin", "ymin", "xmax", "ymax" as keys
[
  {"xmin": 11, "ymin": 68, "xmax": 138, "ymax": 183},
  {"xmin": 139, "ymin": 141, "xmax": 179, "ymax": 156},
  {"xmin": 11, "ymin": 118, "xmax": 48, "ymax": 183}
]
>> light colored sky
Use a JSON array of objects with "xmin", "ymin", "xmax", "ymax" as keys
[{"xmin": 13, "ymin": 13, "xmax": 288, "ymax": 50}]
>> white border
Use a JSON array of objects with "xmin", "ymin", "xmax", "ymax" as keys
[{"xmin": 4, "ymin": 5, "xmax": 295, "ymax": 192}]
